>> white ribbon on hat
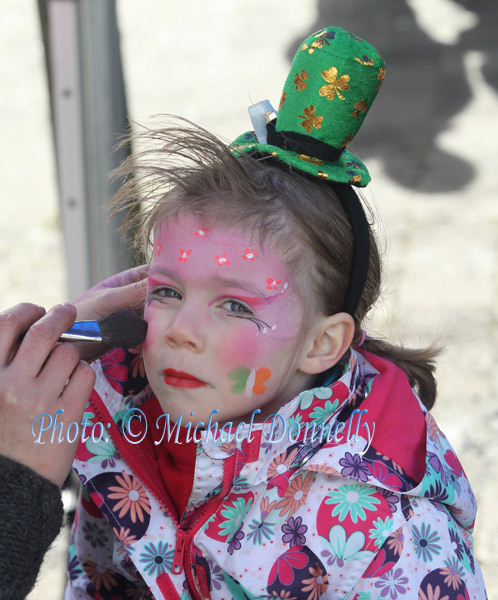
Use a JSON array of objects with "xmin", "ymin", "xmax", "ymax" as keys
[{"xmin": 248, "ymin": 100, "xmax": 278, "ymax": 144}]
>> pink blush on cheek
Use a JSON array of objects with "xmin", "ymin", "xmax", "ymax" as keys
[{"xmin": 219, "ymin": 333, "xmax": 260, "ymax": 368}]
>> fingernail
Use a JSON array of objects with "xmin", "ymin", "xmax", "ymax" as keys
[{"xmin": 60, "ymin": 302, "xmax": 77, "ymax": 313}]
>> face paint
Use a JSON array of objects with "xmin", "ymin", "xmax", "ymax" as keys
[
  {"xmin": 194, "ymin": 227, "xmax": 210, "ymax": 237},
  {"xmin": 228, "ymin": 367, "xmax": 271, "ymax": 397},
  {"xmin": 242, "ymin": 248, "xmax": 258, "ymax": 261},
  {"xmin": 142, "ymin": 215, "xmax": 312, "ymax": 426},
  {"xmin": 266, "ymin": 278, "xmax": 282, "ymax": 290},
  {"xmin": 178, "ymin": 249, "xmax": 192, "ymax": 262},
  {"xmin": 215, "ymin": 252, "xmax": 230, "ymax": 266}
]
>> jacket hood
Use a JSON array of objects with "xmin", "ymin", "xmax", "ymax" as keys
[{"xmin": 255, "ymin": 348, "xmax": 478, "ymax": 537}]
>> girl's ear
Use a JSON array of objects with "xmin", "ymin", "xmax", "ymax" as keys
[{"xmin": 298, "ymin": 312, "xmax": 355, "ymax": 375}]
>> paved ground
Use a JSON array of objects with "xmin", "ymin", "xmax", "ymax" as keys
[{"xmin": 1, "ymin": 0, "xmax": 496, "ymax": 597}]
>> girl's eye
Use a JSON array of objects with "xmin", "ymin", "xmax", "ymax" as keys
[
  {"xmin": 151, "ymin": 287, "xmax": 182, "ymax": 300},
  {"xmin": 221, "ymin": 300, "xmax": 252, "ymax": 315}
]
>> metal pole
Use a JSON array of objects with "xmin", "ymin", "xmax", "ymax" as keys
[{"xmin": 43, "ymin": 0, "xmax": 132, "ymax": 300}]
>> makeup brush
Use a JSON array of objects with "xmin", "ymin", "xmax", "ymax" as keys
[
  {"xmin": 60, "ymin": 309, "xmax": 148, "ymax": 348},
  {"xmin": 18, "ymin": 308, "xmax": 148, "ymax": 349}
]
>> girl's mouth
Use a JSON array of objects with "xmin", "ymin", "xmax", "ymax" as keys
[{"xmin": 163, "ymin": 369, "xmax": 206, "ymax": 389}]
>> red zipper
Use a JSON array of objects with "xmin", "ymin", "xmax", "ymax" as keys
[
  {"xmin": 172, "ymin": 528, "xmax": 188, "ymax": 574},
  {"xmin": 179, "ymin": 453, "xmax": 237, "ymax": 600},
  {"xmin": 88, "ymin": 391, "xmax": 238, "ymax": 598}
]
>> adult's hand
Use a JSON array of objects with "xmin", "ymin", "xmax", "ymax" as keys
[
  {"xmin": 74, "ymin": 264, "xmax": 148, "ymax": 321},
  {"xmin": 0, "ymin": 303, "xmax": 95, "ymax": 487},
  {"xmin": 72, "ymin": 265, "xmax": 148, "ymax": 361}
]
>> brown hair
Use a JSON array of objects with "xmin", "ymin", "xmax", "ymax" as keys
[{"xmin": 111, "ymin": 119, "xmax": 439, "ymax": 409}]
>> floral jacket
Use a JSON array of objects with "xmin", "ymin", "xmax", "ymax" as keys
[{"xmin": 65, "ymin": 348, "xmax": 487, "ymax": 599}]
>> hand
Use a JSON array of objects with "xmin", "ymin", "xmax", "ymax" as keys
[
  {"xmin": 74, "ymin": 265, "xmax": 148, "ymax": 321},
  {"xmin": 0, "ymin": 303, "xmax": 95, "ymax": 487},
  {"xmin": 71, "ymin": 265, "xmax": 148, "ymax": 361}
]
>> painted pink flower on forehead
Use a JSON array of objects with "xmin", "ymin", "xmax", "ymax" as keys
[
  {"xmin": 215, "ymin": 252, "xmax": 230, "ymax": 266},
  {"xmin": 266, "ymin": 278, "xmax": 282, "ymax": 290},
  {"xmin": 242, "ymin": 248, "xmax": 258, "ymax": 261},
  {"xmin": 194, "ymin": 227, "xmax": 210, "ymax": 237},
  {"xmin": 178, "ymin": 249, "xmax": 192, "ymax": 262}
]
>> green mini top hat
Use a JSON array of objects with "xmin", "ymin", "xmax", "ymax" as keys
[{"xmin": 231, "ymin": 26, "xmax": 385, "ymax": 186}]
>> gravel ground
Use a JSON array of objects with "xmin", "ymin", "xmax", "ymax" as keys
[{"xmin": 1, "ymin": 1, "xmax": 496, "ymax": 597}]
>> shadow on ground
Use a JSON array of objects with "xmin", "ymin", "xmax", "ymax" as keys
[{"xmin": 287, "ymin": 0, "xmax": 498, "ymax": 193}]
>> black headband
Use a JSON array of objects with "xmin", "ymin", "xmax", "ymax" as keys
[{"xmin": 264, "ymin": 121, "xmax": 371, "ymax": 318}]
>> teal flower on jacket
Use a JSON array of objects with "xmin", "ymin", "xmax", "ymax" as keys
[
  {"xmin": 219, "ymin": 496, "xmax": 254, "ymax": 540},
  {"xmin": 368, "ymin": 516, "xmax": 394, "ymax": 548},
  {"xmin": 298, "ymin": 386, "xmax": 333, "ymax": 410},
  {"xmin": 309, "ymin": 398, "xmax": 339, "ymax": 424},
  {"xmin": 247, "ymin": 518, "xmax": 275, "ymax": 545},
  {"xmin": 411, "ymin": 522, "xmax": 442, "ymax": 563},
  {"xmin": 326, "ymin": 524, "xmax": 373, "ymax": 566},
  {"xmin": 139, "ymin": 540, "xmax": 174, "ymax": 575},
  {"xmin": 325, "ymin": 483, "xmax": 381, "ymax": 523},
  {"xmin": 86, "ymin": 436, "xmax": 119, "ymax": 469}
]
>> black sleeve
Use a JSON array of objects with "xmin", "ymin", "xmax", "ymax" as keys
[{"xmin": 0, "ymin": 455, "xmax": 64, "ymax": 600}]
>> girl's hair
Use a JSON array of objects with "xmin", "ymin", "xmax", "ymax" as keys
[{"xmin": 111, "ymin": 118, "xmax": 439, "ymax": 409}]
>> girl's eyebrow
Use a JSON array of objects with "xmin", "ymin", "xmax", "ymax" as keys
[
  {"xmin": 148, "ymin": 268, "xmax": 280, "ymax": 304},
  {"xmin": 211, "ymin": 275, "xmax": 267, "ymax": 298},
  {"xmin": 148, "ymin": 267, "xmax": 179, "ymax": 281}
]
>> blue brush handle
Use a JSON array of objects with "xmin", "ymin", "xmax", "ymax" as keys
[{"xmin": 60, "ymin": 321, "xmax": 102, "ymax": 342}]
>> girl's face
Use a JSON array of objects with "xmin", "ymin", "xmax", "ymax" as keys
[{"xmin": 142, "ymin": 214, "xmax": 314, "ymax": 426}]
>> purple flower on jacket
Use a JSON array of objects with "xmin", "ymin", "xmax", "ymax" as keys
[
  {"xmin": 424, "ymin": 479, "xmax": 449, "ymax": 503},
  {"xmin": 227, "ymin": 526, "xmax": 245, "ymax": 555},
  {"xmin": 206, "ymin": 559, "xmax": 224, "ymax": 591},
  {"xmin": 101, "ymin": 451, "xmax": 119, "ymax": 469},
  {"xmin": 374, "ymin": 567, "xmax": 408, "ymax": 598},
  {"xmin": 426, "ymin": 451, "xmax": 448, "ymax": 485},
  {"xmin": 232, "ymin": 474, "xmax": 250, "ymax": 490},
  {"xmin": 320, "ymin": 549, "xmax": 336, "ymax": 567},
  {"xmin": 68, "ymin": 554, "xmax": 82, "ymax": 580},
  {"xmin": 339, "ymin": 452, "xmax": 370, "ymax": 482},
  {"xmin": 82, "ymin": 521, "xmax": 108, "ymax": 548},
  {"xmin": 281, "ymin": 516, "xmax": 308, "ymax": 546},
  {"xmin": 380, "ymin": 488, "xmax": 399, "ymax": 513},
  {"xmin": 463, "ymin": 539, "xmax": 475, "ymax": 573},
  {"xmin": 449, "ymin": 527, "xmax": 464, "ymax": 560}
]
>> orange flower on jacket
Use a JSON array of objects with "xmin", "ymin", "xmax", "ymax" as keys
[
  {"xmin": 275, "ymin": 471, "xmax": 315, "ymax": 517},
  {"xmin": 83, "ymin": 561, "xmax": 117, "ymax": 591},
  {"xmin": 267, "ymin": 448, "xmax": 299, "ymax": 480},
  {"xmin": 301, "ymin": 563, "xmax": 329, "ymax": 600},
  {"xmin": 108, "ymin": 473, "xmax": 151, "ymax": 523},
  {"xmin": 113, "ymin": 526, "xmax": 138, "ymax": 556}
]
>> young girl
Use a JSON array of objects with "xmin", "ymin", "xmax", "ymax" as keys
[{"xmin": 66, "ymin": 27, "xmax": 487, "ymax": 599}]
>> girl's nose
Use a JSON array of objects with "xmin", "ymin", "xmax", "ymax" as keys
[{"xmin": 164, "ymin": 311, "xmax": 205, "ymax": 353}]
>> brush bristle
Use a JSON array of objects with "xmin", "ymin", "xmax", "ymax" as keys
[{"xmin": 98, "ymin": 309, "xmax": 148, "ymax": 348}]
